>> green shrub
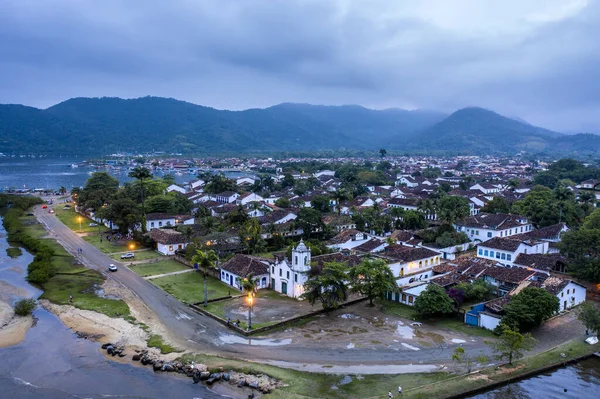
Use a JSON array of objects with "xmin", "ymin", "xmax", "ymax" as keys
[{"xmin": 14, "ymin": 298, "xmax": 37, "ymax": 316}]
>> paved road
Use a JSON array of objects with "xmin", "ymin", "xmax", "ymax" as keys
[{"xmin": 33, "ymin": 205, "xmax": 585, "ymax": 371}]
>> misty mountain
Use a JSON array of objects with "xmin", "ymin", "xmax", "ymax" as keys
[
  {"xmin": 0, "ymin": 97, "xmax": 598, "ymax": 156},
  {"xmin": 404, "ymin": 107, "xmax": 573, "ymax": 154}
]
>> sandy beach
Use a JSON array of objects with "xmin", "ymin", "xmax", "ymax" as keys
[{"xmin": 0, "ymin": 299, "xmax": 33, "ymax": 348}]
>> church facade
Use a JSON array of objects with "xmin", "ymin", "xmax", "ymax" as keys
[{"xmin": 270, "ymin": 240, "xmax": 311, "ymax": 299}]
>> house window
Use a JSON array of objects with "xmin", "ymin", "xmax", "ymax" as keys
[
  {"xmin": 295, "ymin": 273, "xmax": 298, "ymax": 283},
  {"xmin": 151, "ymin": 222, "xmax": 155, "ymax": 228},
  {"xmin": 287, "ymin": 271, "xmax": 290, "ymax": 279},
  {"xmin": 524, "ymin": 249, "xmax": 528, "ymax": 254},
  {"xmin": 509, "ymin": 229, "xmax": 512, "ymax": 234},
  {"xmin": 496, "ymin": 252, "xmax": 501, "ymax": 259},
  {"xmin": 476, "ymin": 230, "xmax": 479, "ymax": 235},
  {"xmin": 400, "ymin": 268, "xmax": 404, "ymax": 276},
  {"xmin": 159, "ymin": 221, "xmax": 163, "ymax": 227},
  {"xmin": 567, "ymin": 289, "xmax": 570, "ymax": 294},
  {"xmin": 484, "ymin": 250, "xmax": 489, "ymax": 256},
  {"xmin": 408, "ymin": 296, "xmax": 413, "ymax": 304},
  {"xmin": 402, "ymin": 293, "xmax": 406, "ymax": 301},
  {"xmin": 487, "ymin": 232, "xmax": 492, "ymax": 238},
  {"xmin": 520, "ymin": 227, "xmax": 523, "ymax": 232},
  {"xmin": 507, "ymin": 254, "xmax": 512, "ymax": 261},
  {"xmin": 419, "ymin": 261, "xmax": 422, "ymax": 267},
  {"xmin": 561, "ymin": 292, "xmax": 564, "ymax": 297},
  {"xmin": 478, "ymin": 248, "xmax": 483, "ymax": 255},
  {"xmin": 490, "ymin": 251, "xmax": 495, "ymax": 258},
  {"xmin": 169, "ymin": 245, "xmax": 173, "ymax": 252},
  {"xmin": 272, "ymin": 266, "xmax": 275, "ymax": 273},
  {"xmin": 279, "ymin": 269, "xmax": 282, "ymax": 277}
]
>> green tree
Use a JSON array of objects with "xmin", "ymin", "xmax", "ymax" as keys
[
  {"xmin": 191, "ymin": 249, "xmax": 219, "ymax": 308},
  {"xmin": 331, "ymin": 188, "xmax": 350, "ymax": 215},
  {"xmin": 422, "ymin": 167, "xmax": 442, "ymax": 178},
  {"xmin": 456, "ymin": 280, "xmax": 495, "ymax": 302},
  {"xmin": 488, "ymin": 327, "xmax": 536, "ymax": 365},
  {"xmin": 98, "ymin": 198, "xmax": 141, "ymax": 234},
  {"xmin": 502, "ymin": 287, "xmax": 559, "ymax": 331},
  {"xmin": 348, "ymin": 258, "xmax": 396, "ymax": 306},
  {"xmin": 239, "ymin": 218, "xmax": 266, "ymax": 254},
  {"xmin": 452, "ymin": 347, "xmax": 488, "ymax": 373},
  {"xmin": 302, "ymin": 262, "xmax": 349, "ymax": 311},
  {"xmin": 128, "ymin": 166, "xmax": 152, "ymax": 232},
  {"xmin": 58, "ymin": 186, "xmax": 67, "ymax": 195},
  {"xmin": 481, "ymin": 197, "xmax": 511, "ymax": 214},
  {"xmin": 559, "ymin": 209, "xmax": 600, "ymax": 281},
  {"xmin": 79, "ymin": 172, "xmax": 120, "ymax": 210},
  {"xmin": 507, "ymin": 178, "xmax": 521, "ymax": 191},
  {"xmin": 311, "ymin": 195, "xmax": 331, "ymax": 213},
  {"xmin": 577, "ymin": 302, "xmax": 600, "ymax": 337},
  {"xmin": 437, "ymin": 195, "xmax": 470, "ymax": 225},
  {"xmin": 413, "ymin": 284, "xmax": 455, "ymax": 317},
  {"xmin": 14, "ymin": 298, "xmax": 37, "ymax": 316},
  {"xmin": 379, "ymin": 148, "xmax": 387, "ymax": 158},
  {"xmin": 274, "ymin": 197, "xmax": 291, "ymax": 208},
  {"xmin": 281, "ymin": 173, "xmax": 296, "ymax": 189},
  {"xmin": 204, "ymin": 174, "xmax": 237, "ymax": 194},
  {"xmin": 296, "ymin": 208, "xmax": 324, "ymax": 238},
  {"xmin": 512, "ymin": 185, "xmax": 583, "ymax": 228}
]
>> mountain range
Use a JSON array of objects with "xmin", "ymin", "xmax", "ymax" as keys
[{"xmin": 1, "ymin": 96, "xmax": 599, "ymax": 156}]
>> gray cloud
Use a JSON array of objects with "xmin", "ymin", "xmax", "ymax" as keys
[{"xmin": 0, "ymin": 0, "xmax": 598, "ymax": 132}]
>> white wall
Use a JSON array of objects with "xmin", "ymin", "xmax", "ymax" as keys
[
  {"xmin": 156, "ymin": 242, "xmax": 187, "ymax": 256},
  {"xmin": 557, "ymin": 282, "xmax": 586, "ymax": 311},
  {"xmin": 479, "ymin": 313, "xmax": 502, "ymax": 330}
]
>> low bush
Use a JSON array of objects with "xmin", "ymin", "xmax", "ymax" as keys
[{"xmin": 14, "ymin": 298, "xmax": 37, "ymax": 316}]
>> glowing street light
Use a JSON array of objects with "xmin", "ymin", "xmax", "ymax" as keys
[
  {"xmin": 247, "ymin": 292, "xmax": 255, "ymax": 330},
  {"xmin": 129, "ymin": 243, "xmax": 135, "ymax": 251}
]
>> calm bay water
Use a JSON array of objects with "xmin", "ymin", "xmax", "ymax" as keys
[
  {"xmin": 469, "ymin": 358, "xmax": 600, "ymax": 399},
  {"xmin": 0, "ymin": 157, "xmax": 251, "ymax": 191}
]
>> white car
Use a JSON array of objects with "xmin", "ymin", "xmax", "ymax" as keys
[
  {"xmin": 108, "ymin": 264, "xmax": 118, "ymax": 272},
  {"xmin": 89, "ymin": 223, "xmax": 98, "ymax": 227},
  {"xmin": 121, "ymin": 252, "xmax": 135, "ymax": 259}
]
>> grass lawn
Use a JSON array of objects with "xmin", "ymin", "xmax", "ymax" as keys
[
  {"xmin": 82, "ymin": 235, "xmax": 134, "ymax": 253},
  {"xmin": 377, "ymin": 300, "xmax": 496, "ymax": 338},
  {"xmin": 19, "ymin": 216, "xmax": 48, "ymax": 239},
  {"xmin": 147, "ymin": 334, "xmax": 181, "ymax": 354},
  {"xmin": 18, "ymin": 214, "xmax": 131, "ymax": 319},
  {"xmin": 130, "ymin": 260, "xmax": 190, "ymax": 277},
  {"xmin": 151, "ymin": 272, "xmax": 232, "ymax": 303},
  {"xmin": 52, "ymin": 206, "xmax": 109, "ymax": 234},
  {"xmin": 109, "ymin": 249, "xmax": 161, "ymax": 261}
]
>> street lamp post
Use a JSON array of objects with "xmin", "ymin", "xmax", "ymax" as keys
[
  {"xmin": 77, "ymin": 216, "xmax": 82, "ymax": 233},
  {"xmin": 247, "ymin": 293, "xmax": 254, "ymax": 330}
]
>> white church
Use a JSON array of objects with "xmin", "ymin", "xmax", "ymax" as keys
[{"xmin": 270, "ymin": 240, "xmax": 312, "ymax": 299}]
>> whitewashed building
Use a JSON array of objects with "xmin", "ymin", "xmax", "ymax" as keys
[{"xmin": 270, "ymin": 240, "xmax": 312, "ymax": 298}]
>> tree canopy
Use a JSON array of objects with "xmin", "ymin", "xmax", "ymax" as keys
[
  {"xmin": 488, "ymin": 326, "xmax": 536, "ymax": 365},
  {"xmin": 348, "ymin": 258, "xmax": 396, "ymax": 306},
  {"xmin": 501, "ymin": 287, "xmax": 559, "ymax": 331},
  {"xmin": 413, "ymin": 284, "xmax": 455, "ymax": 317},
  {"xmin": 302, "ymin": 262, "xmax": 349, "ymax": 311}
]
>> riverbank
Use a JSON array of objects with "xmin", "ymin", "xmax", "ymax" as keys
[{"xmin": 0, "ymin": 299, "xmax": 33, "ymax": 348}]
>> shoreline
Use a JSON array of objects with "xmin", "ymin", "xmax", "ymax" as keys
[{"xmin": 0, "ymin": 299, "xmax": 33, "ymax": 348}]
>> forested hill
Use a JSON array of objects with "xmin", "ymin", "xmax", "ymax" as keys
[{"xmin": 0, "ymin": 96, "xmax": 598, "ymax": 156}]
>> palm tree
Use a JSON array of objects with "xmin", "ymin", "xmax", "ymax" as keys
[
  {"xmin": 417, "ymin": 198, "xmax": 436, "ymax": 220},
  {"xmin": 58, "ymin": 186, "xmax": 67, "ymax": 195},
  {"xmin": 579, "ymin": 191, "xmax": 596, "ymax": 213},
  {"xmin": 191, "ymin": 249, "xmax": 219, "ymax": 308},
  {"xmin": 331, "ymin": 188, "xmax": 349, "ymax": 215},
  {"xmin": 239, "ymin": 272, "xmax": 258, "ymax": 329},
  {"xmin": 128, "ymin": 166, "xmax": 152, "ymax": 232}
]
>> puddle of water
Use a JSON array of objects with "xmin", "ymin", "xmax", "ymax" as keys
[
  {"xmin": 346, "ymin": 343, "xmax": 355, "ymax": 349},
  {"xmin": 218, "ymin": 334, "xmax": 292, "ymax": 346},
  {"xmin": 339, "ymin": 314, "xmax": 357, "ymax": 319},
  {"xmin": 451, "ymin": 338, "xmax": 466, "ymax": 344},
  {"xmin": 94, "ymin": 287, "xmax": 120, "ymax": 300},
  {"xmin": 339, "ymin": 375, "xmax": 352, "ymax": 385},
  {"xmin": 396, "ymin": 321, "xmax": 415, "ymax": 339},
  {"xmin": 401, "ymin": 343, "xmax": 420, "ymax": 351}
]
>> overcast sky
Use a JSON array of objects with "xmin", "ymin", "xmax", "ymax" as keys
[{"xmin": 1, "ymin": 0, "xmax": 598, "ymax": 133}]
